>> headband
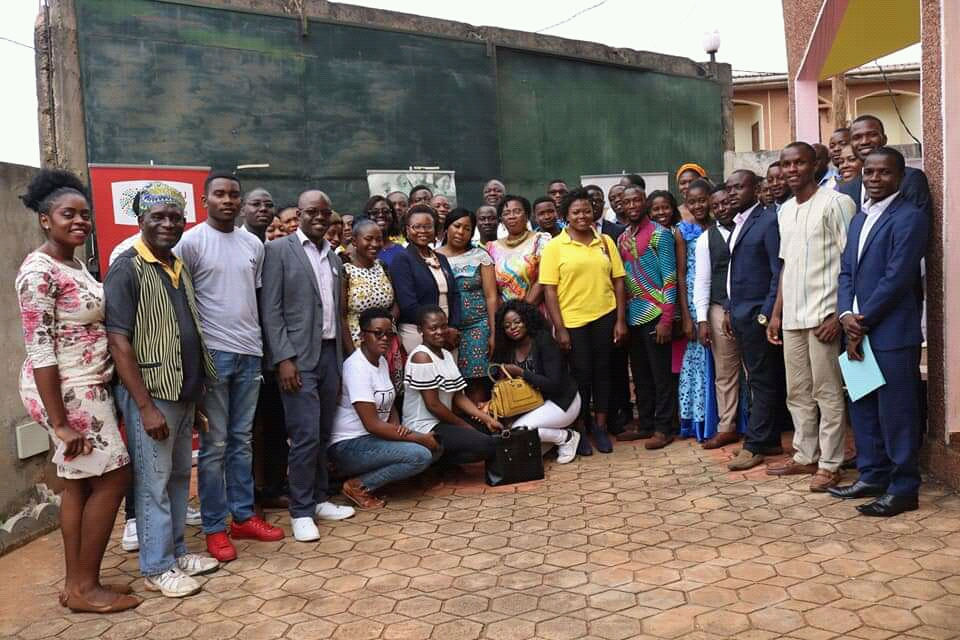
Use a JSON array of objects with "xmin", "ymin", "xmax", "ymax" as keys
[{"xmin": 675, "ymin": 163, "xmax": 708, "ymax": 181}]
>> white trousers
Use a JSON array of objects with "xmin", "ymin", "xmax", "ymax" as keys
[{"xmin": 513, "ymin": 394, "xmax": 582, "ymax": 444}]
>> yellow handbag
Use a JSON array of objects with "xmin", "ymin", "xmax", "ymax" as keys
[{"xmin": 487, "ymin": 364, "xmax": 545, "ymax": 419}]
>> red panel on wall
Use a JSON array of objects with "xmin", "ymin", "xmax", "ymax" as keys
[{"xmin": 88, "ymin": 164, "xmax": 210, "ymax": 275}]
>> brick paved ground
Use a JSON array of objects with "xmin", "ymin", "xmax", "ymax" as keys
[{"xmin": 2, "ymin": 436, "xmax": 960, "ymax": 640}]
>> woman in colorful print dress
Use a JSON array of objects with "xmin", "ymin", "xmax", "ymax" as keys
[
  {"xmin": 438, "ymin": 208, "xmax": 499, "ymax": 402},
  {"xmin": 677, "ymin": 179, "xmax": 720, "ymax": 441},
  {"xmin": 487, "ymin": 195, "xmax": 551, "ymax": 306},
  {"xmin": 16, "ymin": 169, "xmax": 140, "ymax": 614}
]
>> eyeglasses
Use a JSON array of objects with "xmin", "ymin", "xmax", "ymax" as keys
[
  {"xmin": 361, "ymin": 329, "xmax": 396, "ymax": 340},
  {"xmin": 408, "ymin": 224, "xmax": 434, "ymax": 232},
  {"xmin": 301, "ymin": 207, "xmax": 333, "ymax": 218}
]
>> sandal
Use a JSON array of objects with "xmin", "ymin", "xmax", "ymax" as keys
[{"xmin": 62, "ymin": 590, "xmax": 142, "ymax": 614}]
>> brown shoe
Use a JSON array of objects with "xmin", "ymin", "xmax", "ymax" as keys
[
  {"xmin": 616, "ymin": 429, "xmax": 652, "ymax": 442},
  {"xmin": 342, "ymin": 478, "xmax": 385, "ymax": 509},
  {"xmin": 702, "ymin": 432, "xmax": 740, "ymax": 450},
  {"xmin": 644, "ymin": 433, "xmax": 674, "ymax": 450},
  {"xmin": 728, "ymin": 449, "xmax": 764, "ymax": 471},
  {"xmin": 766, "ymin": 459, "xmax": 818, "ymax": 476},
  {"xmin": 810, "ymin": 469, "xmax": 842, "ymax": 492}
]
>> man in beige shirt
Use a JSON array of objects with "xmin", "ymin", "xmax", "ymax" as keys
[{"xmin": 766, "ymin": 142, "xmax": 856, "ymax": 492}]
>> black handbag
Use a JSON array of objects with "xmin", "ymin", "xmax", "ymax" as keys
[{"xmin": 485, "ymin": 427, "xmax": 545, "ymax": 486}]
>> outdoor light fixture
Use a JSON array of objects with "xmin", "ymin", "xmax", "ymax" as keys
[{"xmin": 703, "ymin": 29, "xmax": 721, "ymax": 64}]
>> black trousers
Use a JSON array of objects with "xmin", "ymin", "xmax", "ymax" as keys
[
  {"xmin": 628, "ymin": 320, "xmax": 677, "ymax": 436},
  {"xmin": 254, "ymin": 370, "xmax": 290, "ymax": 499},
  {"xmin": 608, "ymin": 341, "xmax": 633, "ymax": 430},
  {"xmin": 433, "ymin": 423, "xmax": 496, "ymax": 464},
  {"xmin": 568, "ymin": 311, "xmax": 616, "ymax": 419},
  {"xmin": 734, "ymin": 315, "xmax": 788, "ymax": 454}
]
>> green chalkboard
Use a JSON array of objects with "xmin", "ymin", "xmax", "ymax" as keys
[
  {"xmin": 495, "ymin": 48, "xmax": 724, "ymax": 200},
  {"xmin": 74, "ymin": 0, "xmax": 500, "ymax": 212}
]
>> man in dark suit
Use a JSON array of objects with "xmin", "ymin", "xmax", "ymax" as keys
[
  {"xmin": 261, "ymin": 189, "xmax": 355, "ymax": 542},
  {"xmin": 837, "ymin": 114, "xmax": 932, "ymax": 215},
  {"xmin": 831, "ymin": 147, "xmax": 929, "ymax": 517},
  {"xmin": 723, "ymin": 170, "xmax": 789, "ymax": 470}
]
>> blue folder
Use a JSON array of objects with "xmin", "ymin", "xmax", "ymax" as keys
[{"xmin": 838, "ymin": 336, "xmax": 886, "ymax": 402}]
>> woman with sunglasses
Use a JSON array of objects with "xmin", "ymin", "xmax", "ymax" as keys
[
  {"xmin": 365, "ymin": 195, "xmax": 404, "ymax": 268},
  {"xmin": 328, "ymin": 308, "xmax": 439, "ymax": 509}
]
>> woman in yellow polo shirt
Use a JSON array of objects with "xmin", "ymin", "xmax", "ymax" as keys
[{"xmin": 540, "ymin": 188, "xmax": 628, "ymax": 456}]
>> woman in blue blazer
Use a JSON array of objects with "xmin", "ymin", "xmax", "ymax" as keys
[{"xmin": 389, "ymin": 204, "xmax": 462, "ymax": 353}]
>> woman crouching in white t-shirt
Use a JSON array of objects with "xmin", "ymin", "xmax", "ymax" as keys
[
  {"xmin": 328, "ymin": 308, "xmax": 441, "ymax": 509},
  {"xmin": 403, "ymin": 305, "xmax": 502, "ymax": 466}
]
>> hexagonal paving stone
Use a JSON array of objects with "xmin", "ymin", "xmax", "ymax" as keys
[
  {"xmin": 537, "ymin": 615, "xmax": 588, "ymax": 640},
  {"xmin": 805, "ymin": 605, "xmax": 863, "ymax": 634},
  {"xmin": 695, "ymin": 610, "xmax": 751, "ymax": 636},
  {"xmin": 440, "ymin": 594, "xmax": 488, "ymax": 616},
  {"xmin": 858, "ymin": 604, "xmax": 922, "ymax": 632},
  {"xmin": 589, "ymin": 613, "xmax": 645, "ymax": 640}
]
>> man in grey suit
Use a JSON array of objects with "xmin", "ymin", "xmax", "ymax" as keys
[{"xmin": 261, "ymin": 189, "xmax": 355, "ymax": 542}]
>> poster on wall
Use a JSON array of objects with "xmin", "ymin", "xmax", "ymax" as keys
[
  {"xmin": 88, "ymin": 163, "xmax": 210, "ymax": 275},
  {"xmin": 366, "ymin": 169, "xmax": 457, "ymax": 206}
]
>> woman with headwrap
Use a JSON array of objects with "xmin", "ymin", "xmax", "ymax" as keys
[{"xmin": 675, "ymin": 163, "xmax": 709, "ymax": 223}]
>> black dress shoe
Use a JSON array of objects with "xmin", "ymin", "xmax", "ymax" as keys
[
  {"xmin": 828, "ymin": 480, "xmax": 886, "ymax": 499},
  {"xmin": 857, "ymin": 494, "xmax": 919, "ymax": 517}
]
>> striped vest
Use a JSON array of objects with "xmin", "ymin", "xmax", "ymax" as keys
[{"xmin": 132, "ymin": 256, "xmax": 216, "ymax": 401}]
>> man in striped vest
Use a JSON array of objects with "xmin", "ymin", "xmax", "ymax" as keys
[{"xmin": 106, "ymin": 183, "xmax": 220, "ymax": 599}]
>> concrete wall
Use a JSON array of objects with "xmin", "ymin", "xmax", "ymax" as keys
[{"xmin": 0, "ymin": 162, "xmax": 59, "ymax": 551}]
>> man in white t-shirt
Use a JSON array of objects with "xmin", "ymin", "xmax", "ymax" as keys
[
  {"xmin": 174, "ymin": 172, "xmax": 284, "ymax": 562},
  {"xmin": 328, "ymin": 308, "xmax": 439, "ymax": 509}
]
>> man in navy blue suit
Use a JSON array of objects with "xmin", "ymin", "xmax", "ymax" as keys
[
  {"xmin": 831, "ymin": 147, "xmax": 929, "ymax": 517},
  {"xmin": 837, "ymin": 115, "xmax": 931, "ymax": 216},
  {"xmin": 723, "ymin": 170, "xmax": 790, "ymax": 470}
]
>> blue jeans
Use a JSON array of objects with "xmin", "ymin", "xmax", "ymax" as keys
[
  {"xmin": 198, "ymin": 350, "xmax": 261, "ymax": 533},
  {"xmin": 328, "ymin": 435, "xmax": 434, "ymax": 491},
  {"xmin": 116, "ymin": 384, "xmax": 195, "ymax": 577}
]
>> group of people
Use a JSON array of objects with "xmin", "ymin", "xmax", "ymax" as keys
[{"xmin": 15, "ymin": 112, "xmax": 929, "ymax": 615}]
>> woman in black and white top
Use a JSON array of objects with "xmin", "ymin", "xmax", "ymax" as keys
[
  {"xmin": 492, "ymin": 300, "xmax": 582, "ymax": 464},
  {"xmin": 403, "ymin": 305, "xmax": 501, "ymax": 465},
  {"xmin": 328, "ymin": 308, "xmax": 440, "ymax": 512}
]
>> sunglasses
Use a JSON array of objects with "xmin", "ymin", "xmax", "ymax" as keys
[{"xmin": 361, "ymin": 329, "xmax": 396, "ymax": 340}]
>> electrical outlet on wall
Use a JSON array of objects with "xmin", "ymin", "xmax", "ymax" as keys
[{"xmin": 16, "ymin": 421, "xmax": 49, "ymax": 460}]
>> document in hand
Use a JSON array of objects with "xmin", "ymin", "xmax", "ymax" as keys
[
  {"xmin": 53, "ymin": 444, "xmax": 112, "ymax": 476},
  {"xmin": 838, "ymin": 336, "xmax": 887, "ymax": 402}
]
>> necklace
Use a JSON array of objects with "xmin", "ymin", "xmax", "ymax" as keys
[{"xmin": 502, "ymin": 230, "xmax": 531, "ymax": 248}]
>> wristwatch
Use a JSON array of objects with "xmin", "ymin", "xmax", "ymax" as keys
[{"xmin": 757, "ymin": 314, "xmax": 769, "ymax": 326}]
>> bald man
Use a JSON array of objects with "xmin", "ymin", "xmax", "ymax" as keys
[
  {"xmin": 241, "ymin": 188, "xmax": 275, "ymax": 241},
  {"xmin": 261, "ymin": 189, "xmax": 355, "ymax": 542}
]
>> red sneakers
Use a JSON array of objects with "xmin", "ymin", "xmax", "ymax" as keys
[
  {"xmin": 205, "ymin": 532, "xmax": 237, "ymax": 563},
  {"xmin": 230, "ymin": 516, "xmax": 285, "ymax": 542}
]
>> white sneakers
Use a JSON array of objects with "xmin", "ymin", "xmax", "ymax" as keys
[
  {"xmin": 316, "ymin": 501, "xmax": 355, "ymax": 521},
  {"xmin": 185, "ymin": 505, "xmax": 202, "ymax": 526},
  {"xmin": 122, "ymin": 519, "xmax": 139, "ymax": 552},
  {"xmin": 177, "ymin": 553, "xmax": 220, "ymax": 577},
  {"xmin": 145, "ymin": 567, "xmax": 201, "ymax": 598},
  {"xmin": 292, "ymin": 517, "xmax": 321, "ymax": 542},
  {"xmin": 557, "ymin": 430, "xmax": 581, "ymax": 464},
  {"xmin": 292, "ymin": 503, "xmax": 355, "ymax": 542}
]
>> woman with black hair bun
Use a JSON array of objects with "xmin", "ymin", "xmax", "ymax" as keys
[
  {"xmin": 16, "ymin": 169, "xmax": 140, "ymax": 613},
  {"xmin": 492, "ymin": 300, "xmax": 582, "ymax": 464}
]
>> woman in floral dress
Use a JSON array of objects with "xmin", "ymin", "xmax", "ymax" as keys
[
  {"xmin": 16, "ymin": 169, "xmax": 139, "ymax": 614},
  {"xmin": 438, "ymin": 209, "xmax": 498, "ymax": 402},
  {"xmin": 341, "ymin": 218, "xmax": 402, "ymax": 390}
]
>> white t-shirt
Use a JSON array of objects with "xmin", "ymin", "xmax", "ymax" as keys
[
  {"xmin": 174, "ymin": 223, "xmax": 264, "ymax": 356},
  {"xmin": 402, "ymin": 345, "xmax": 466, "ymax": 433},
  {"xmin": 330, "ymin": 350, "xmax": 397, "ymax": 445}
]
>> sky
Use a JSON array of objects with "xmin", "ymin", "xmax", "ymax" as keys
[{"xmin": 0, "ymin": 0, "xmax": 920, "ymax": 167}]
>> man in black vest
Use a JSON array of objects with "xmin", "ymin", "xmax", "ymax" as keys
[{"xmin": 694, "ymin": 185, "xmax": 742, "ymax": 449}]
